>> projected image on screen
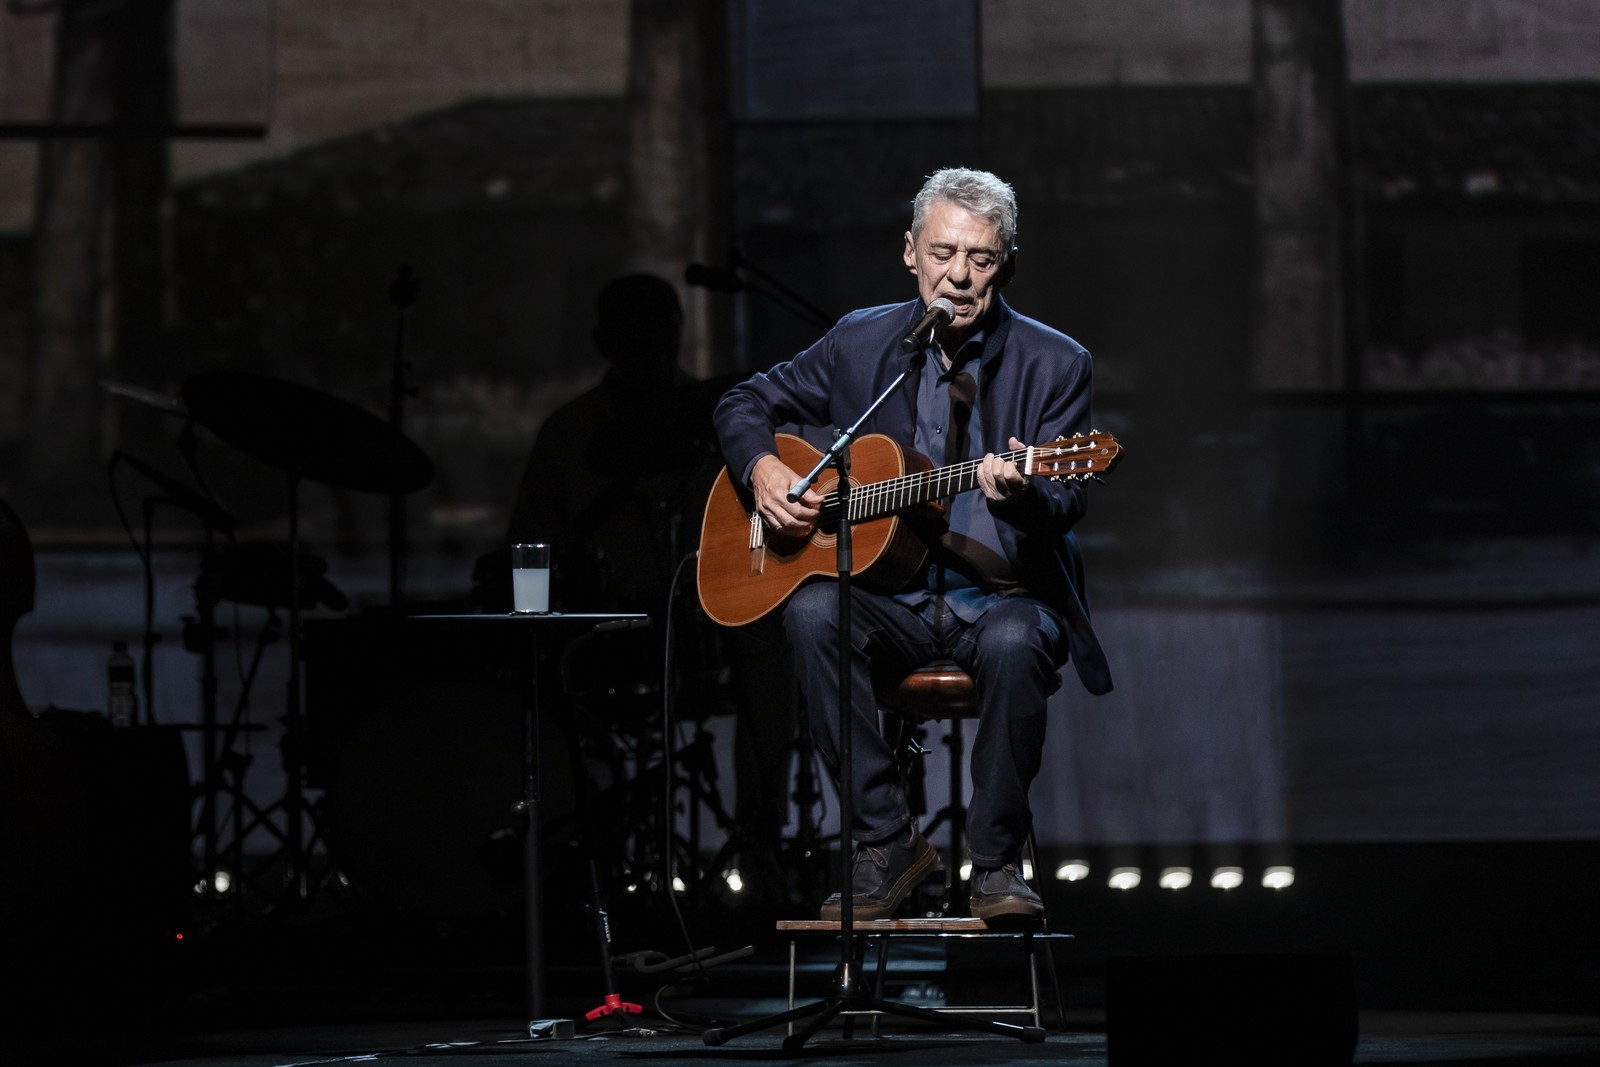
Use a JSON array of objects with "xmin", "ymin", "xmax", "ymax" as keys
[{"xmin": 0, "ymin": 0, "xmax": 270, "ymax": 136}]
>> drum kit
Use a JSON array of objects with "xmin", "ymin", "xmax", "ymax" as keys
[
  {"xmin": 103, "ymin": 368, "xmax": 820, "ymax": 927},
  {"xmin": 106, "ymin": 369, "xmax": 432, "ymax": 908}
]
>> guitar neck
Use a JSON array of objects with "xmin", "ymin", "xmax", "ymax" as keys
[{"xmin": 822, "ymin": 448, "xmax": 1028, "ymax": 524}]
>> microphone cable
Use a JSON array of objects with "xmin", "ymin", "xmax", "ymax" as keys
[{"xmin": 654, "ymin": 547, "xmax": 734, "ymax": 1024}]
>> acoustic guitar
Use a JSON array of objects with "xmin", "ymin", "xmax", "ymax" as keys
[{"xmin": 696, "ymin": 430, "xmax": 1122, "ymax": 627}]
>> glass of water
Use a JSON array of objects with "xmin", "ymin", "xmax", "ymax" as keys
[{"xmin": 509, "ymin": 543, "xmax": 551, "ymax": 613}]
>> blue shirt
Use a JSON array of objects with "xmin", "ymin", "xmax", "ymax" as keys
[{"xmin": 896, "ymin": 323, "xmax": 1017, "ymax": 623}]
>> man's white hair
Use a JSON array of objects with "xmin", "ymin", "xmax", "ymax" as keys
[{"xmin": 910, "ymin": 167, "xmax": 1018, "ymax": 255}]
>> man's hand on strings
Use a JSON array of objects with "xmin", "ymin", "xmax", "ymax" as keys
[
  {"xmin": 977, "ymin": 436, "xmax": 1032, "ymax": 504},
  {"xmin": 751, "ymin": 453, "xmax": 823, "ymax": 535}
]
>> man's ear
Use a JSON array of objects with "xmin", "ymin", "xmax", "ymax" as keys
[
  {"xmin": 998, "ymin": 247, "xmax": 1018, "ymax": 287},
  {"xmin": 903, "ymin": 231, "xmax": 917, "ymax": 273}
]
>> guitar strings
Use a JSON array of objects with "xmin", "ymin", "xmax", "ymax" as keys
[
  {"xmin": 817, "ymin": 447, "xmax": 1031, "ymax": 522},
  {"xmin": 813, "ymin": 439, "xmax": 1106, "ymax": 522}
]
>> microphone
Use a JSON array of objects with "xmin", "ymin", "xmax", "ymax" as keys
[
  {"xmin": 115, "ymin": 450, "xmax": 237, "ymax": 533},
  {"xmin": 684, "ymin": 263, "xmax": 746, "ymax": 293},
  {"xmin": 900, "ymin": 297, "xmax": 956, "ymax": 353}
]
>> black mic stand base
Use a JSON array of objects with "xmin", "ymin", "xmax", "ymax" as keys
[{"xmin": 701, "ymin": 958, "xmax": 1045, "ymax": 1048}]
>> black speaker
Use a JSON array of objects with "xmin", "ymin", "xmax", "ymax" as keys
[
  {"xmin": 1, "ymin": 710, "xmax": 192, "ymax": 1052},
  {"xmin": 1107, "ymin": 952, "xmax": 1358, "ymax": 1066}
]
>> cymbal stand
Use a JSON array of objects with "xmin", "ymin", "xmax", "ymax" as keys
[
  {"xmin": 140, "ymin": 499, "xmax": 159, "ymax": 728},
  {"xmin": 187, "ymin": 570, "xmax": 280, "ymax": 912},
  {"xmin": 215, "ymin": 605, "xmax": 358, "ymax": 912},
  {"xmin": 190, "ymin": 521, "xmax": 222, "ymax": 893},
  {"xmin": 581, "ymin": 700, "xmax": 733, "ymax": 902},
  {"xmin": 280, "ymin": 470, "xmax": 312, "ymax": 902},
  {"xmin": 673, "ymin": 724, "xmax": 736, "ymax": 893},
  {"xmin": 254, "ymin": 472, "xmax": 345, "ymax": 911},
  {"xmin": 386, "ymin": 264, "xmax": 420, "ymax": 607},
  {"xmin": 780, "ymin": 694, "xmax": 833, "ymax": 906},
  {"xmin": 174, "ymin": 422, "xmax": 234, "ymax": 867}
]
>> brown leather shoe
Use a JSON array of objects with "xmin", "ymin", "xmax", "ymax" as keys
[
  {"xmin": 969, "ymin": 863, "xmax": 1044, "ymax": 924},
  {"xmin": 819, "ymin": 824, "xmax": 938, "ymax": 921}
]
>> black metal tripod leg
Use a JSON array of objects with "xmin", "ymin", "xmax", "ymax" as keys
[
  {"xmin": 783, "ymin": 1001, "xmax": 852, "ymax": 1050},
  {"xmin": 702, "ymin": 997, "xmax": 838, "ymax": 1047},
  {"xmin": 867, "ymin": 997, "xmax": 1046, "ymax": 1042}
]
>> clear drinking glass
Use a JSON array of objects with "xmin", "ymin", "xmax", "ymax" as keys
[{"xmin": 509, "ymin": 543, "xmax": 551, "ymax": 613}]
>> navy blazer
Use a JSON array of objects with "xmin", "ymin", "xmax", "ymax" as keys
[{"xmin": 715, "ymin": 297, "xmax": 1113, "ymax": 695}]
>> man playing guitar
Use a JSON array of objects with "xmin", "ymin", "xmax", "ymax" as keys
[{"xmin": 707, "ymin": 168, "xmax": 1115, "ymax": 925}]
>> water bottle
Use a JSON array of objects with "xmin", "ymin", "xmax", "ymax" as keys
[{"xmin": 107, "ymin": 641, "xmax": 137, "ymax": 728}]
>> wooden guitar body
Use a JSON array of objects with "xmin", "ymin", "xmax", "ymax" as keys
[{"xmin": 696, "ymin": 434, "xmax": 936, "ymax": 627}]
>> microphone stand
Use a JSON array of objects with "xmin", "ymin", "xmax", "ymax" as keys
[
  {"xmin": 110, "ymin": 444, "xmax": 245, "ymax": 903},
  {"xmin": 702, "ymin": 343, "xmax": 1045, "ymax": 1049},
  {"xmin": 688, "ymin": 250, "xmax": 836, "ymax": 331},
  {"xmin": 727, "ymin": 248, "xmax": 837, "ymax": 331}
]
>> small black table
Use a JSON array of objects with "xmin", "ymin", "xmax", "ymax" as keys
[{"xmin": 407, "ymin": 612, "xmax": 648, "ymax": 1026}]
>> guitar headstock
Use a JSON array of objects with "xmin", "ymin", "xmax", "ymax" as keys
[{"xmin": 1027, "ymin": 431, "xmax": 1122, "ymax": 482}]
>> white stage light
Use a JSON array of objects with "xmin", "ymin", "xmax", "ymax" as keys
[
  {"xmin": 1158, "ymin": 866, "xmax": 1192, "ymax": 890},
  {"xmin": 1262, "ymin": 865, "xmax": 1296, "ymax": 889},
  {"xmin": 1055, "ymin": 860, "xmax": 1090, "ymax": 882},
  {"xmin": 1210, "ymin": 866, "xmax": 1245, "ymax": 890},
  {"xmin": 1108, "ymin": 866, "xmax": 1142, "ymax": 890},
  {"xmin": 195, "ymin": 870, "xmax": 235, "ymax": 896}
]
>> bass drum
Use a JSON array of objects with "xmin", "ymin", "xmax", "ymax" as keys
[{"xmin": 323, "ymin": 667, "xmax": 577, "ymax": 919}]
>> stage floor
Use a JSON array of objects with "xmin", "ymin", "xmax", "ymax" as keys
[
  {"xmin": 43, "ymin": 1009, "xmax": 1600, "ymax": 1066},
  {"xmin": 12, "ymin": 871, "xmax": 1598, "ymax": 1066}
]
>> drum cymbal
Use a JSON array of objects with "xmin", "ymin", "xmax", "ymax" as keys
[
  {"xmin": 183, "ymin": 371, "xmax": 433, "ymax": 494},
  {"xmin": 100, "ymin": 379, "xmax": 188, "ymax": 417}
]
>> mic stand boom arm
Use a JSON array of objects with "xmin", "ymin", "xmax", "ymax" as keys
[{"xmin": 730, "ymin": 248, "xmax": 837, "ymax": 331}]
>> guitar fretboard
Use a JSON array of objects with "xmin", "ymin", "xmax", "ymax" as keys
[{"xmin": 819, "ymin": 448, "xmax": 1030, "ymax": 524}]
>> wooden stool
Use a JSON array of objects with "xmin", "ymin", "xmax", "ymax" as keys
[
  {"xmin": 875, "ymin": 659, "xmax": 980, "ymax": 911},
  {"xmin": 776, "ymin": 918, "xmax": 1072, "ymax": 1034}
]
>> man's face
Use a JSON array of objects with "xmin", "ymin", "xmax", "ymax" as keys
[{"xmin": 902, "ymin": 199, "xmax": 1007, "ymax": 347}]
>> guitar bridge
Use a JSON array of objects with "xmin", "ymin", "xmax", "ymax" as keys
[{"xmin": 748, "ymin": 513, "xmax": 766, "ymax": 575}]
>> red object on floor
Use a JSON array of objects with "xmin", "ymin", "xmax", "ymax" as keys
[{"xmin": 585, "ymin": 993, "xmax": 643, "ymax": 1021}]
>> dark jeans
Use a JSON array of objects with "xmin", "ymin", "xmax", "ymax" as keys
[{"xmin": 782, "ymin": 581, "xmax": 1070, "ymax": 868}]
